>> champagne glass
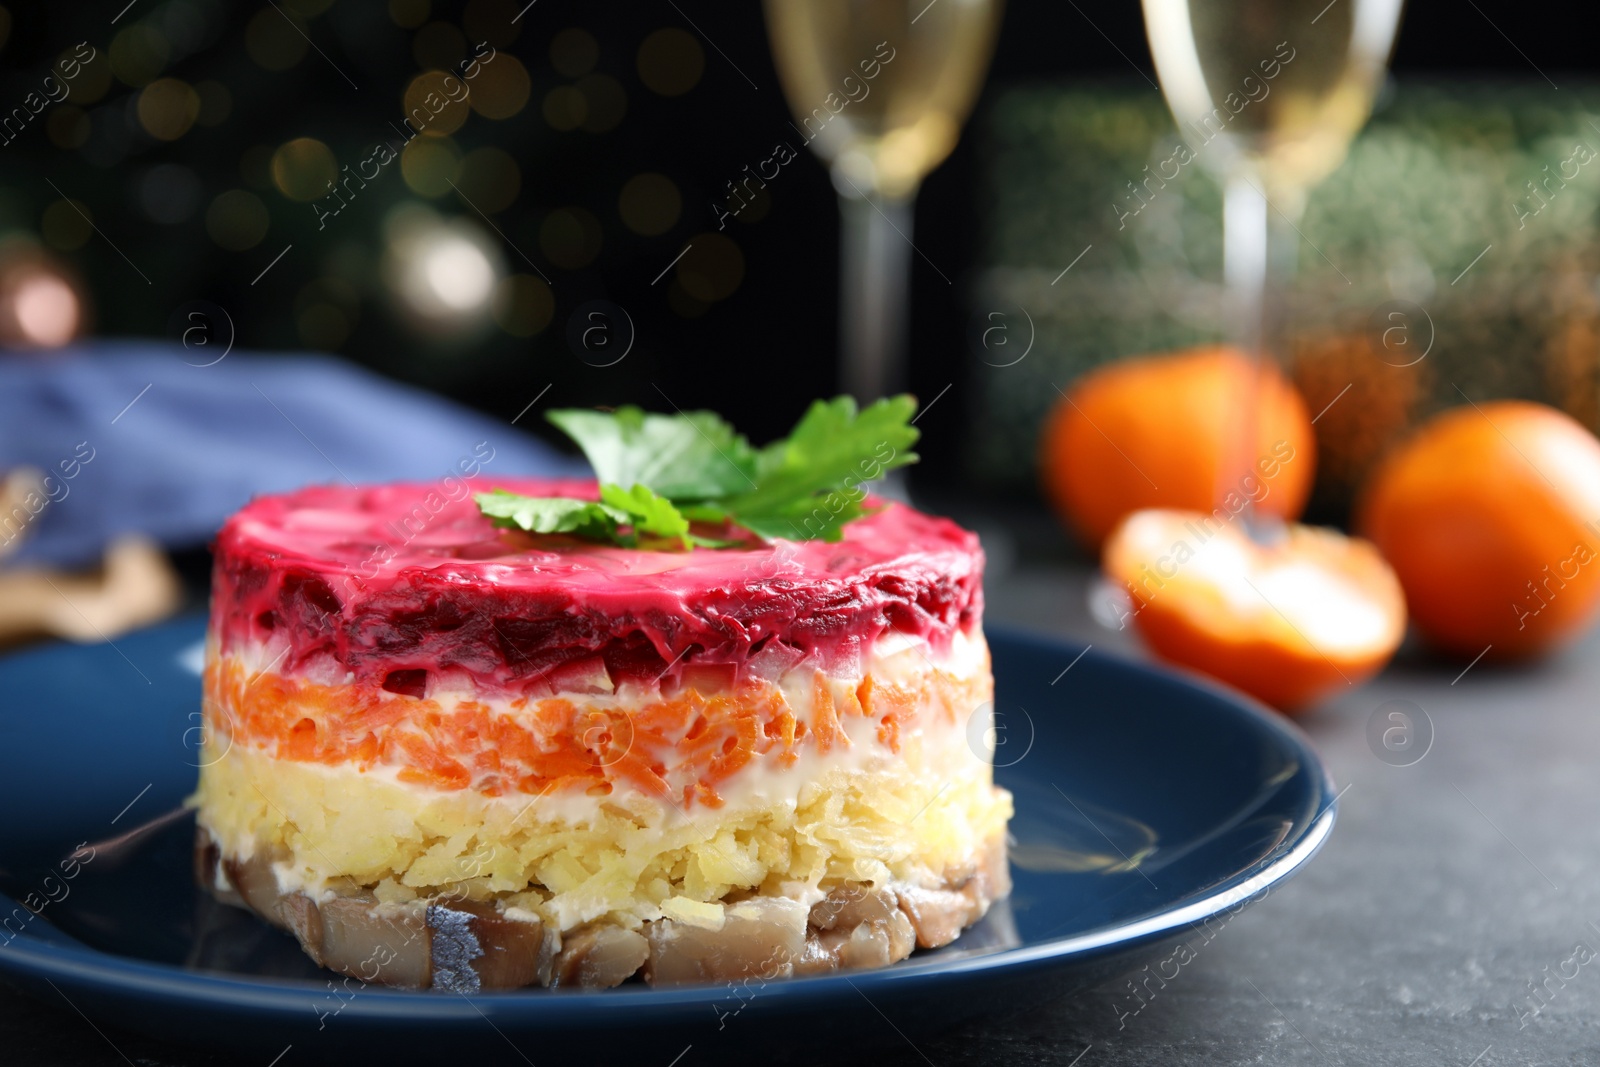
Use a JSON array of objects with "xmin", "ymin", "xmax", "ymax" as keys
[
  {"xmin": 1141, "ymin": 0, "xmax": 1404, "ymax": 527},
  {"xmin": 763, "ymin": 0, "xmax": 1005, "ymax": 404}
]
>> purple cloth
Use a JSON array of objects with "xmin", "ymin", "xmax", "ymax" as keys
[{"xmin": 0, "ymin": 341, "xmax": 580, "ymax": 567}]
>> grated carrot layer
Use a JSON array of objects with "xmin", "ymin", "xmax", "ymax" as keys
[{"xmin": 204, "ymin": 657, "xmax": 976, "ymax": 810}]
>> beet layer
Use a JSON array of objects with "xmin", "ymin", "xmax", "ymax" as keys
[{"xmin": 211, "ymin": 478, "xmax": 984, "ymax": 696}]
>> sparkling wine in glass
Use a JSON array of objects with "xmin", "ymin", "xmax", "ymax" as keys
[
  {"xmin": 1141, "ymin": 0, "xmax": 1404, "ymax": 521},
  {"xmin": 764, "ymin": 0, "xmax": 1004, "ymax": 403}
]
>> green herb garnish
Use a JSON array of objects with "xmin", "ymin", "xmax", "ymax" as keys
[{"xmin": 476, "ymin": 395, "xmax": 920, "ymax": 548}]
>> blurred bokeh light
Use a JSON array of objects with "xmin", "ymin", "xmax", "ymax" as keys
[
  {"xmin": 539, "ymin": 207, "xmax": 603, "ymax": 270},
  {"xmin": 636, "ymin": 28, "xmax": 703, "ymax": 96},
  {"xmin": 401, "ymin": 136, "xmax": 462, "ymax": 197},
  {"xmin": 245, "ymin": 8, "xmax": 307, "ymax": 72},
  {"xmin": 205, "ymin": 189, "xmax": 270, "ymax": 251},
  {"xmin": 493, "ymin": 273, "xmax": 555, "ymax": 337},
  {"xmin": 271, "ymin": 138, "xmax": 339, "ymax": 202},
  {"xmin": 550, "ymin": 27, "xmax": 598, "ymax": 77},
  {"xmin": 136, "ymin": 78, "xmax": 200, "ymax": 141},
  {"xmin": 404, "ymin": 70, "xmax": 472, "ymax": 136},
  {"xmin": 618, "ymin": 173, "xmax": 682, "ymax": 236},
  {"xmin": 466, "ymin": 53, "xmax": 530, "ymax": 120},
  {"xmin": 383, "ymin": 207, "xmax": 502, "ymax": 332},
  {"xmin": 0, "ymin": 243, "xmax": 87, "ymax": 349}
]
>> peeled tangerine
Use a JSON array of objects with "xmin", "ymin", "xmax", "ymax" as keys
[{"xmin": 1103, "ymin": 509, "xmax": 1407, "ymax": 712}]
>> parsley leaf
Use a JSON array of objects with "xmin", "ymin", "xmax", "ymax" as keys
[
  {"xmin": 546, "ymin": 406, "xmax": 758, "ymax": 500},
  {"xmin": 481, "ymin": 394, "xmax": 920, "ymax": 549},
  {"xmin": 475, "ymin": 490, "xmax": 630, "ymax": 541},
  {"xmin": 598, "ymin": 483, "xmax": 691, "ymax": 548},
  {"xmin": 716, "ymin": 396, "xmax": 920, "ymax": 540},
  {"xmin": 719, "ymin": 493, "xmax": 869, "ymax": 542}
]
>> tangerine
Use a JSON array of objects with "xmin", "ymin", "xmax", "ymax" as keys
[
  {"xmin": 1357, "ymin": 400, "xmax": 1600, "ymax": 660},
  {"xmin": 1103, "ymin": 508, "xmax": 1406, "ymax": 712},
  {"xmin": 1040, "ymin": 346, "xmax": 1316, "ymax": 549}
]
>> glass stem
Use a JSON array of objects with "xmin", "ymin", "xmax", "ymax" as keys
[
  {"xmin": 1221, "ymin": 170, "xmax": 1292, "ymax": 539},
  {"xmin": 838, "ymin": 187, "xmax": 915, "ymax": 404}
]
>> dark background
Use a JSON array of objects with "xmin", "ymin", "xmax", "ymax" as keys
[{"xmin": 0, "ymin": 0, "xmax": 1576, "ymax": 486}]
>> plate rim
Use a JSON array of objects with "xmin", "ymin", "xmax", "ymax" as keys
[{"xmin": 0, "ymin": 622, "xmax": 1337, "ymax": 1018}]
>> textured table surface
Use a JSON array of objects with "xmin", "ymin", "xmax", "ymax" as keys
[{"xmin": 5, "ymin": 513, "xmax": 1599, "ymax": 1067}]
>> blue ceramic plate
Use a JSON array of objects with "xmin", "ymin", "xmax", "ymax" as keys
[{"xmin": 0, "ymin": 617, "xmax": 1334, "ymax": 1064}]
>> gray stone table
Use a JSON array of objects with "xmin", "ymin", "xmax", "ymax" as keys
[
  {"xmin": 5, "ymin": 508, "xmax": 1599, "ymax": 1066},
  {"xmin": 877, "ymin": 504, "xmax": 1600, "ymax": 1067}
]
